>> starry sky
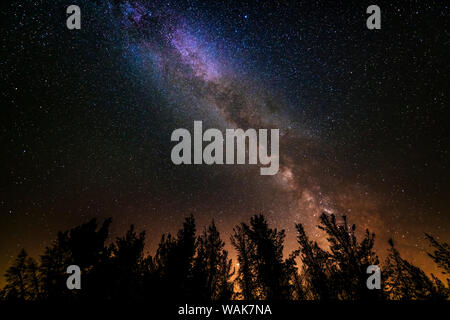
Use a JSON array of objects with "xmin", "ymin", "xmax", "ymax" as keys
[{"xmin": 1, "ymin": 0, "xmax": 449, "ymax": 284}]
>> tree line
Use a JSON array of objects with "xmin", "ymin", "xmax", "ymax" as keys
[{"xmin": 1, "ymin": 213, "xmax": 449, "ymax": 301}]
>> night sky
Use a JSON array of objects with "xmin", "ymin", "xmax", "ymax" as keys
[{"xmin": 1, "ymin": 0, "xmax": 449, "ymax": 284}]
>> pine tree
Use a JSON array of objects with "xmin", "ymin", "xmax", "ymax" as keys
[
  {"xmin": 2, "ymin": 249, "xmax": 41, "ymax": 301},
  {"xmin": 296, "ymin": 213, "xmax": 382, "ymax": 300},
  {"xmin": 192, "ymin": 220, "xmax": 234, "ymax": 300},
  {"xmin": 318, "ymin": 213, "xmax": 381, "ymax": 300},
  {"xmin": 230, "ymin": 224, "xmax": 257, "ymax": 300},
  {"xmin": 425, "ymin": 233, "xmax": 450, "ymax": 275},
  {"xmin": 384, "ymin": 239, "xmax": 449, "ymax": 300},
  {"xmin": 295, "ymin": 223, "xmax": 334, "ymax": 300},
  {"xmin": 105, "ymin": 225, "xmax": 147, "ymax": 300},
  {"xmin": 27, "ymin": 257, "xmax": 42, "ymax": 300},
  {"xmin": 39, "ymin": 218, "xmax": 111, "ymax": 300},
  {"xmin": 247, "ymin": 215, "xmax": 294, "ymax": 299},
  {"xmin": 231, "ymin": 215, "xmax": 296, "ymax": 300},
  {"xmin": 153, "ymin": 214, "xmax": 197, "ymax": 299}
]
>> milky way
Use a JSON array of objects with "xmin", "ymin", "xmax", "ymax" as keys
[{"xmin": 1, "ymin": 0, "xmax": 449, "ymax": 283}]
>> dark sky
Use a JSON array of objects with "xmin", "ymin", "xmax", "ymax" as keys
[{"xmin": 1, "ymin": 0, "xmax": 449, "ymax": 284}]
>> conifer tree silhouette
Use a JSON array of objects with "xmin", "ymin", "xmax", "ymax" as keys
[
  {"xmin": 384, "ymin": 239, "xmax": 449, "ymax": 300},
  {"xmin": 230, "ymin": 224, "xmax": 257, "ymax": 300},
  {"xmin": 296, "ymin": 213, "xmax": 383, "ymax": 300},
  {"xmin": 39, "ymin": 218, "xmax": 111, "ymax": 300},
  {"xmin": 295, "ymin": 223, "xmax": 334, "ymax": 300},
  {"xmin": 425, "ymin": 233, "xmax": 450, "ymax": 276},
  {"xmin": 192, "ymin": 220, "xmax": 234, "ymax": 300},
  {"xmin": 1, "ymin": 249, "xmax": 41, "ymax": 301},
  {"xmin": 153, "ymin": 214, "xmax": 196, "ymax": 299},
  {"xmin": 95, "ymin": 225, "xmax": 148, "ymax": 301},
  {"xmin": 319, "ymin": 213, "xmax": 382, "ymax": 300},
  {"xmin": 231, "ymin": 215, "xmax": 296, "ymax": 300}
]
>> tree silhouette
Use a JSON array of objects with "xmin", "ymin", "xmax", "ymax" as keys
[
  {"xmin": 192, "ymin": 220, "xmax": 234, "ymax": 300},
  {"xmin": 27, "ymin": 256, "xmax": 41, "ymax": 300},
  {"xmin": 152, "ymin": 214, "xmax": 196, "ymax": 300},
  {"xmin": 230, "ymin": 224, "xmax": 257, "ymax": 300},
  {"xmin": 425, "ymin": 233, "xmax": 450, "ymax": 276},
  {"xmin": 1, "ymin": 249, "xmax": 41, "ymax": 301},
  {"xmin": 231, "ymin": 215, "xmax": 296, "ymax": 300},
  {"xmin": 319, "ymin": 213, "xmax": 382, "ymax": 300},
  {"xmin": 384, "ymin": 239, "xmax": 449, "ymax": 300},
  {"xmin": 296, "ymin": 223, "xmax": 334, "ymax": 300},
  {"xmin": 88, "ymin": 224, "xmax": 149, "ymax": 301},
  {"xmin": 111, "ymin": 225, "xmax": 148, "ymax": 299},
  {"xmin": 296, "ymin": 213, "xmax": 383, "ymax": 300},
  {"xmin": 39, "ymin": 218, "xmax": 111, "ymax": 300}
]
